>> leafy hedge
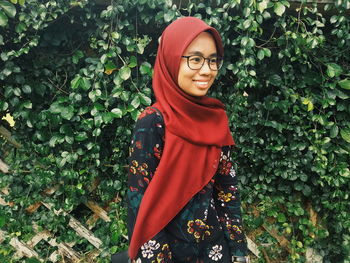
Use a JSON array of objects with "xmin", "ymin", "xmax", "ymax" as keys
[{"xmin": 1, "ymin": 0, "xmax": 349, "ymax": 262}]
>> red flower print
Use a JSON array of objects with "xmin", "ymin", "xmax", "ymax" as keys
[
  {"xmin": 138, "ymin": 107, "xmax": 157, "ymax": 120},
  {"xmin": 225, "ymin": 221, "xmax": 242, "ymax": 240},
  {"xmin": 218, "ymin": 160, "xmax": 232, "ymax": 175},
  {"xmin": 135, "ymin": 140, "xmax": 142, "ymax": 149},
  {"xmin": 129, "ymin": 186, "xmax": 138, "ymax": 192},
  {"xmin": 153, "ymin": 144, "xmax": 162, "ymax": 159}
]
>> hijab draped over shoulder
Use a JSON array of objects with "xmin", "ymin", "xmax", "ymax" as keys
[{"xmin": 129, "ymin": 16, "xmax": 234, "ymax": 259}]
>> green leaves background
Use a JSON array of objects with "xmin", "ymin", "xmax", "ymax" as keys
[{"xmin": 0, "ymin": 0, "xmax": 350, "ymax": 262}]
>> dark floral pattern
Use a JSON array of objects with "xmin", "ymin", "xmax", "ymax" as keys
[{"xmin": 127, "ymin": 108, "xmax": 247, "ymax": 262}]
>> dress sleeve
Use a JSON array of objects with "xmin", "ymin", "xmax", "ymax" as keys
[
  {"xmin": 213, "ymin": 145, "xmax": 248, "ymax": 257},
  {"xmin": 126, "ymin": 109, "xmax": 172, "ymax": 262}
]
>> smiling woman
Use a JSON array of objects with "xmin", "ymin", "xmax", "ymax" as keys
[
  {"xmin": 177, "ymin": 32, "xmax": 219, "ymax": 97},
  {"xmin": 120, "ymin": 17, "xmax": 250, "ymax": 263}
]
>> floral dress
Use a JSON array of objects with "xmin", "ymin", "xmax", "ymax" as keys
[{"xmin": 127, "ymin": 107, "xmax": 247, "ymax": 263}]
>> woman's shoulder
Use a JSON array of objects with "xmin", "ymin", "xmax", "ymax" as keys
[{"xmin": 135, "ymin": 106, "xmax": 164, "ymax": 130}]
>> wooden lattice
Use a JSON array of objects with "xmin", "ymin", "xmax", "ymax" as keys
[{"xmin": 0, "ymin": 185, "xmax": 121, "ymax": 263}]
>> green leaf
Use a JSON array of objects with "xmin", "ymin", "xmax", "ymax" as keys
[
  {"xmin": 307, "ymin": 101, "xmax": 314, "ymax": 111},
  {"xmin": 0, "ymin": 214, "xmax": 5, "ymax": 227},
  {"xmin": 0, "ymin": 34, "xmax": 3, "ymax": 45},
  {"xmin": 243, "ymin": 19, "xmax": 251, "ymax": 29},
  {"xmin": 0, "ymin": 0, "xmax": 16, "ymax": 18},
  {"xmin": 274, "ymin": 2, "xmax": 286, "ymax": 16},
  {"xmin": 60, "ymin": 124, "xmax": 73, "ymax": 135},
  {"xmin": 61, "ymin": 105, "xmax": 74, "ymax": 120},
  {"xmin": 71, "ymin": 76, "xmax": 82, "ymax": 89},
  {"xmin": 277, "ymin": 213, "xmax": 286, "ymax": 223},
  {"xmin": 72, "ymin": 50, "xmax": 84, "ymax": 64},
  {"xmin": 111, "ymin": 108, "xmax": 122, "ymax": 118},
  {"xmin": 140, "ymin": 62, "xmax": 152, "ymax": 76},
  {"xmin": 22, "ymin": 85, "xmax": 31, "ymax": 94},
  {"xmin": 111, "ymin": 31, "xmax": 120, "ymax": 40},
  {"xmin": 164, "ymin": 10, "xmax": 175, "ymax": 22},
  {"xmin": 92, "ymin": 128, "xmax": 101, "ymax": 137},
  {"xmin": 338, "ymin": 79, "xmax": 350, "ymax": 90},
  {"xmin": 15, "ymin": 22, "xmax": 26, "ymax": 33},
  {"xmin": 81, "ymin": 77, "xmax": 91, "ymax": 90},
  {"xmin": 75, "ymin": 132, "xmax": 88, "ymax": 142},
  {"xmin": 340, "ymin": 168, "xmax": 350, "ymax": 178},
  {"xmin": 102, "ymin": 112, "xmax": 114, "ymax": 123},
  {"xmin": 340, "ymin": 129, "xmax": 350, "ymax": 143},
  {"xmin": 131, "ymin": 95, "xmax": 140, "ymax": 108},
  {"xmin": 49, "ymin": 102, "xmax": 63, "ymax": 114},
  {"xmin": 131, "ymin": 109, "xmax": 140, "ymax": 121},
  {"xmin": 119, "ymin": 66, "xmax": 131, "ymax": 80},
  {"xmin": 0, "ymin": 101, "xmax": 8, "ymax": 110},
  {"xmin": 263, "ymin": 48, "xmax": 271, "ymax": 57},
  {"xmin": 104, "ymin": 60, "xmax": 117, "ymax": 75},
  {"xmin": 0, "ymin": 10, "xmax": 8, "ymax": 27},
  {"xmin": 128, "ymin": 56, "xmax": 137, "ymax": 68},
  {"xmin": 330, "ymin": 125, "xmax": 339, "ymax": 138},
  {"xmin": 241, "ymin": 36, "xmax": 248, "ymax": 46},
  {"xmin": 258, "ymin": 0, "xmax": 268, "ymax": 13},
  {"xmin": 330, "ymin": 15, "xmax": 337, "ymax": 24},
  {"xmin": 120, "ymin": 91, "xmax": 130, "ymax": 102},
  {"xmin": 326, "ymin": 63, "xmax": 342, "ymax": 78},
  {"xmin": 139, "ymin": 93, "xmax": 151, "ymax": 106},
  {"xmin": 269, "ymin": 74, "xmax": 282, "ymax": 86},
  {"xmin": 23, "ymin": 101, "xmax": 32, "ymax": 109},
  {"xmin": 257, "ymin": 49, "xmax": 264, "ymax": 60}
]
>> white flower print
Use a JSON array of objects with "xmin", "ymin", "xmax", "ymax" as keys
[
  {"xmin": 229, "ymin": 166, "xmax": 236, "ymax": 177},
  {"xmin": 209, "ymin": 244, "xmax": 223, "ymax": 261},
  {"xmin": 220, "ymin": 152, "xmax": 227, "ymax": 161},
  {"xmin": 141, "ymin": 239, "xmax": 160, "ymax": 259},
  {"xmin": 204, "ymin": 208, "xmax": 208, "ymax": 220}
]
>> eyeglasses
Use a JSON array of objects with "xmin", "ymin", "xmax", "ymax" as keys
[{"xmin": 181, "ymin": 55, "xmax": 223, "ymax": 71}]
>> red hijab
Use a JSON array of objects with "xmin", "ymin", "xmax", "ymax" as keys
[{"xmin": 129, "ymin": 17, "xmax": 234, "ymax": 259}]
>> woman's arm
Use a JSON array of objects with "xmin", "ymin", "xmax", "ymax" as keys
[
  {"xmin": 127, "ymin": 108, "xmax": 172, "ymax": 262},
  {"xmin": 213, "ymin": 146, "xmax": 248, "ymax": 258}
]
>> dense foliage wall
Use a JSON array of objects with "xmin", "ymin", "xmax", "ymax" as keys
[{"xmin": 1, "ymin": 0, "xmax": 349, "ymax": 262}]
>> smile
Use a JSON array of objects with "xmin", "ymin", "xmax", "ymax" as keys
[{"xmin": 194, "ymin": 81, "xmax": 209, "ymax": 88}]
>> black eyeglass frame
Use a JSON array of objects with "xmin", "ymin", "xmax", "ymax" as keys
[{"xmin": 181, "ymin": 55, "xmax": 223, "ymax": 71}]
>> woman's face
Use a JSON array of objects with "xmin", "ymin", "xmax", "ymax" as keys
[{"xmin": 177, "ymin": 32, "xmax": 218, "ymax": 97}]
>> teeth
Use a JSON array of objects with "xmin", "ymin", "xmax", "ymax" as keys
[{"xmin": 195, "ymin": 81, "xmax": 208, "ymax": 85}]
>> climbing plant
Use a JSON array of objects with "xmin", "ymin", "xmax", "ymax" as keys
[{"xmin": 0, "ymin": 0, "xmax": 349, "ymax": 262}]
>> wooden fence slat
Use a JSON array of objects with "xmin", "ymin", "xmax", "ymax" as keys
[
  {"xmin": 0, "ymin": 158, "xmax": 9, "ymax": 173},
  {"xmin": 42, "ymin": 202, "xmax": 103, "ymax": 249},
  {"xmin": 0, "ymin": 125, "xmax": 22, "ymax": 148},
  {"xmin": 47, "ymin": 237, "xmax": 81, "ymax": 262},
  {"xmin": 69, "ymin": 216, "xmax": 103, "ymax": 249},
  {"xmin": 10, "ymin": 236, "xmax": 44, "ymax": 261},
  {"xmin": 247, "ymin": 236, "xmax": 260, "ymax": 258},
  {"xmin": 306, "ymin": 248, "xmax": 323, "ymax": 263},
  {"xmin": 26, "ymin": 231, "xmax": 51, "ymax": 248},
  {"xmin": 85, "ymin": 200, "xmax": 111, "ymax": 222}
]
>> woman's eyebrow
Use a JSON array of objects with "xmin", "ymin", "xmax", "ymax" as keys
[{"xmin": 187, "ymin": 51, "xmax": 218, "ymax": 56}]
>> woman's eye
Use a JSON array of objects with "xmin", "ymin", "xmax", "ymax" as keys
[
  {"xmin": 210, "ymin": 58, "xmax": 218, "ymax": 63},
  {"xmin": 190, "ymin": 56, "xmax": 202, "ymax": 63}
]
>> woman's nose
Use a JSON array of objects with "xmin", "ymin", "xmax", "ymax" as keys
[{"xmin": 199, "ymin": 60, "xmax": 211, "ymax": 74}]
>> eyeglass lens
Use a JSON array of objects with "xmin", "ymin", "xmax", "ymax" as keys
[{"xmin": 187, "ymin": 55, "xmax": 222, "ymax": 71}]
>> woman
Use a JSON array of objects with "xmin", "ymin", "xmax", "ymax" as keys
[{"xmin": 127, "ymin": 17, "xmax": 249, "ymax": 263}]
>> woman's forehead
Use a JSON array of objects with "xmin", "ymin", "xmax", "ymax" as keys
[{"xmin": 182, "ymin": 32, "xmax": 217, "ymax": 55}]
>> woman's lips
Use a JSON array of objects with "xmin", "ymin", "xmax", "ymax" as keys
[{"xmin": 193, "ymin": 80, "xmax": 210, "ymax": 89}]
